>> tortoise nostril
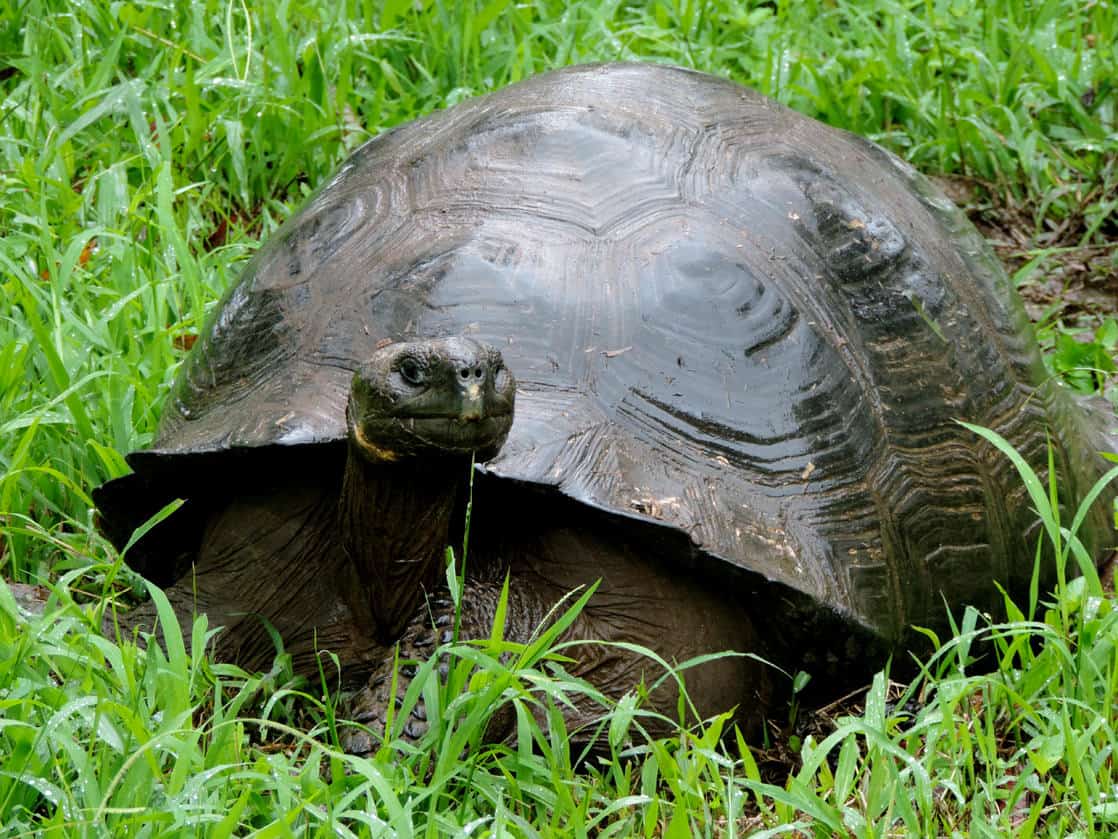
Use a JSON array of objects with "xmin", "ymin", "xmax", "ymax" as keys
[
  {"xmin": 474, "ymin": 367, "xmax": 483, "ymax": 379},
  {"xmin": 459, "ymin": 368, "xmax": 469, "ymax": 380}
]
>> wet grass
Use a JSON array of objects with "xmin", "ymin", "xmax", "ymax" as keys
[
  {"xmin": 4, "ymin": 440, "xmax": 1118, "ymax": 835},
  {"xmin": 2, "ymin": 0, "xmax": 1116, "ymax": 834}
]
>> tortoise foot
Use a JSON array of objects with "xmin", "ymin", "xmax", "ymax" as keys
[{"xmin": 341, "ymin": 597, "xmax": 456, "ymax": 755}]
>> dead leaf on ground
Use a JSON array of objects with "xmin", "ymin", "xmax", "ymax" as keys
[{"xmin": 173, "ymin": 333, "xmax": 198, "ymax": 351}]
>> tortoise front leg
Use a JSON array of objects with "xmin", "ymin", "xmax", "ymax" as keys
[
  {"xmin": 341, "ymin": 578, "xmax": 550, "ymax": 754},
  {"xmin": 340, "ymin": 534, "xmax": 772, "ymax": 754}
]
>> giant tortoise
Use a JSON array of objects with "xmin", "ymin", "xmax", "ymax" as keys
[{"xmin": 95, "ymin": 63, "xmax": 1117, "ymax": 747}]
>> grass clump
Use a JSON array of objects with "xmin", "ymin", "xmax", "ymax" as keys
[{"xmin": 0, "ymin": 567, "xmax": 769, "ymax": 835}]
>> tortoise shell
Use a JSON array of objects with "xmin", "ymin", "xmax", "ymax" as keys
[{"xmin": 102, "ymin": 63, "xmax": 1116, "ymax": 648}]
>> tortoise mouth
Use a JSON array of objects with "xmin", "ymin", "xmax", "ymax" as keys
[{"xmin": 352, "ymin": 412, "xmax": 513, "ymax": 462}]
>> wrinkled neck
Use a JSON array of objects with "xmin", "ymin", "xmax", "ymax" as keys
[{"xmin": 339, "ymin": 445, "xmax": 469, "ymax": 643}]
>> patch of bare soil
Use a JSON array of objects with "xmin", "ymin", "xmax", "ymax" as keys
[
  {"xmin": 3, "ymin": 580, "xmax": 50, "ymax": 615},
  {"xmin": 932, "ymin": 174, "xmax": 1117, "ymax": 328}
]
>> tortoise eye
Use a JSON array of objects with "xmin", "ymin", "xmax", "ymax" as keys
[{"xmin": 398, "ymin": 357, "xmax": 425, "ymax": 386}]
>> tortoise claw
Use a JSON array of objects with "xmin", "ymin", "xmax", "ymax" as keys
[
  {"xmin": 341, "ymin": 729, "xmax": 377, "ymax": 757},
  {"xmin": 342, "ymin": 601, "xmax": 453, "ymax": 753}
]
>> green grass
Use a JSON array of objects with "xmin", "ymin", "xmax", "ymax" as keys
[
  {"xmin": 2, "ymin": 0, "xmax": 1116, "ymax": 834},
  {"xmin": 4, "ymin": 438, "xmax": 1118, "ymax": 835}
]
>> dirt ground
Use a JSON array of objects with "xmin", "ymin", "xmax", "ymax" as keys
[{"xmin": 933, "ymin": 175, "xmax": 1116, "ymax": 329}]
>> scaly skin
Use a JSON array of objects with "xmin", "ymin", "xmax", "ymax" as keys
[
  {"xmin": 340, "ymin": 337, "xmax": 515, "ymax": 641},
  {"xmin": 341, "ymin": 514, "xmax": 771, "ymax": 755}
]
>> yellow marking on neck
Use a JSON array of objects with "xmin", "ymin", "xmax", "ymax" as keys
[{"xmin": 352, "ymin": 424, "xmax": 399, "ymax": 462}]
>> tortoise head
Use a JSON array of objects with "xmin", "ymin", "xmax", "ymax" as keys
[{"xmin": 346, "ymin": 337, "xmax": 515, "ymax": 463}]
